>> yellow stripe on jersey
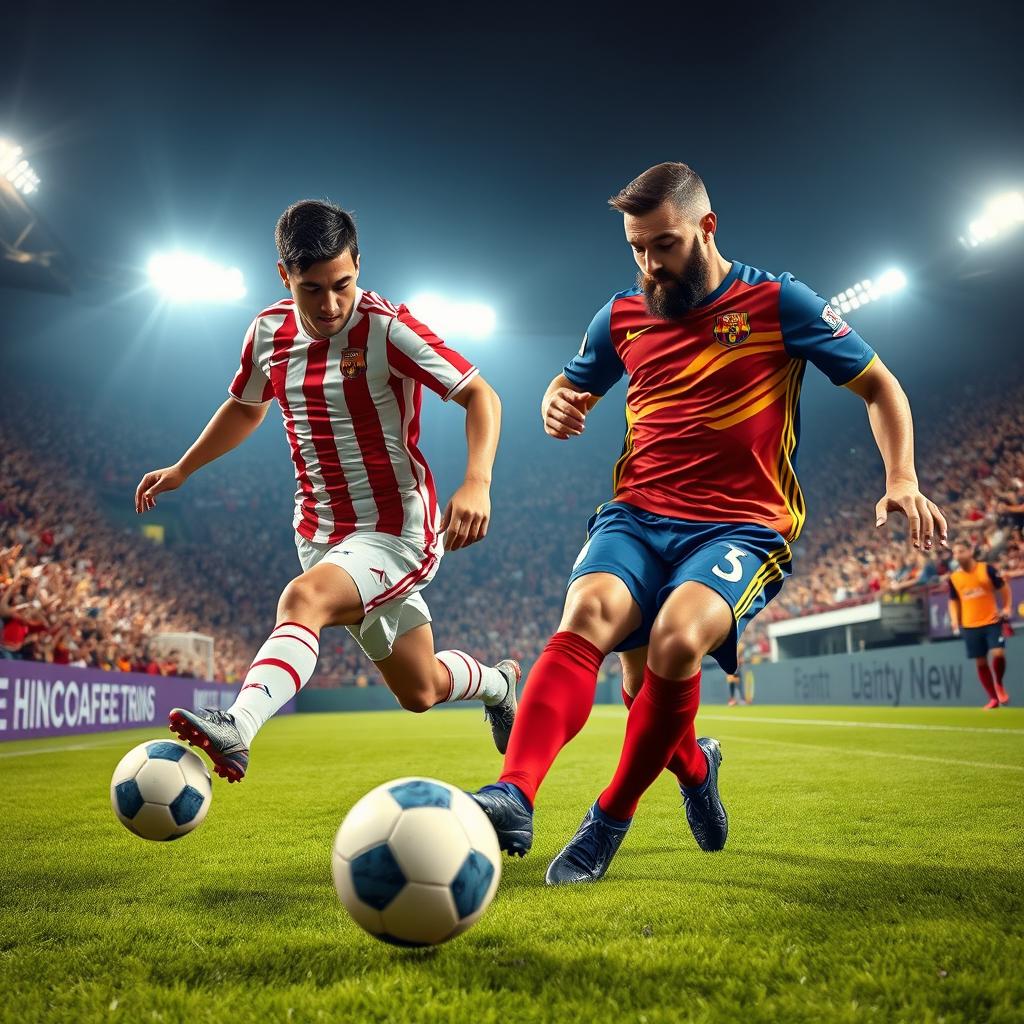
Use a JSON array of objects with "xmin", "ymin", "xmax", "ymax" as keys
[
  {"xmin": 632, "ymin": 337, "xmax": 782, "ymax": 421},
  {"xmin": 703, "ymin": 362, "xmax": 792, "ymax": 422},
  {"xmin": 706, "ymin": 368, "xmax": 792, "ymax": 431},
  {"xmin": 734, "ymin": 543, "xmax": 793, "ymax": 620},
  {"xmin": 775, "ymin": 360, "xmax": 806, "ymax": 542},
  {"xmin": 611, "ymin": 404, "xmax": 637, "ymax": 494},
  {"xmin": 842, "ymin": 352, "xmax": 879, "ymax": 388}
]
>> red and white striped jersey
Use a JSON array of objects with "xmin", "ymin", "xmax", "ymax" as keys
[{"xmin": 229, "ymin": 289, "xmax": 478, "ymax": 551}]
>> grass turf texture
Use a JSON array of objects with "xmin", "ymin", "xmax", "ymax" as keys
[{"xmin": 1, "ymin": 705, "xmax": 1022, "ymax": 1024}]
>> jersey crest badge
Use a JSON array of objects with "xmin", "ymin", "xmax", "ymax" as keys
[
  {"xmin": 713, "ymin": 311, "xmax": 751, "ymax": 347},
  {"xmin": 820, "ymin": 303, "xmax": 851, "ymax": 339},
  {"xmin": 340, "ymin": 348, "xmax": 367, "ymax": 379}
]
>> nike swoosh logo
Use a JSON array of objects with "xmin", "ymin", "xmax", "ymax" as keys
[{"xmin": 625, "ymin": 326, "xmax": 654, "ymax": 342}]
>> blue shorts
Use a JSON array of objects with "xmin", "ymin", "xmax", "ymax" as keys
[
  {"xmin": 567, "ymin": 502, "xmax": 793, "ymax": 674},
  {"xmin": 962, "ymin": 623, "xmax": 1005, "ymax": 660}
]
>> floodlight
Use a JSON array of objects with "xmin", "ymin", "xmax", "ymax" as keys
[
  {"xmin": 147, "ymin": 251, "xmax": 246, "ymax": 303},
  {"xmin": 0, "ymin": 139, "xmax": 40, "ymax": 195},
  {"xmin": 408, "ymin": 293, "xmax": 496, "ymax": 340},
  {"xmin": 829, "ymin": 267, "xmax": 906, "ymax": 314},
  {"xmin": 962, "ymin": 191, "xmax": 1024, "ymax": 247},
  {"xmin": 875, "ymin": 268, "xmax": 907, "ymax": 294}
]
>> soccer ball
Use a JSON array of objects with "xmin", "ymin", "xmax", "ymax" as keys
[
  {"xmin": 110, "ymin": 740, "xmax": 212, "ymax": 841},
  {"xmin": 332, "ymin": 777, "xmax": 501, "ymax": 947}
]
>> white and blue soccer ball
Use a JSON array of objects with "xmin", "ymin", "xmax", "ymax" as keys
[
  {"xmin": 332, "ymin": 777, "xmax": 501, "ymax": 947},
  {"xmin": 110, "ymin": 740, "xmax": 212, "ymax": 841}
]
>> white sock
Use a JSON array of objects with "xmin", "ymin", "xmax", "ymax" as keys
[
  {"xmin": 436, "ymin": 650, "xmax": 508, "ymax": 706},
  {"xmin": 229, "ymin": 621, "xmax": 320, "ymax": 746}
]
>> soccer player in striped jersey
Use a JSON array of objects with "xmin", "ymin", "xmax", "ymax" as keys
[
  {"xmin": 134, "ymin": 200, "xmax": 517, "ymax": 782},
  {"xmin": 473, "ymin": 162, "xmax": 949, "ymax": 884}
]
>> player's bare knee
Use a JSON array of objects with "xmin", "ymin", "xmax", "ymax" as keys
[
  {"xmin": 561, "ymin": 586, "xmax": 624, "ymax": 637},
  {"xmin": 279, "ymin": 575, "xmax": 320, "ymax": 615},
  {"xmin": 648, "ymin": 620, "xmax": 706, "ymax": 678},
  {"xmin": 396, "ymin": 690, "xmax": 434, "ymax": 713}
]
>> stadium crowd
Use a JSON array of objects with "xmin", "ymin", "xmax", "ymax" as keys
[{"xmin": 2, "ymin": 376, "xmax": 1022, "ymax": 684}]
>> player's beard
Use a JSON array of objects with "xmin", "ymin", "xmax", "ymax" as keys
[{"xmin": 638, "ymin": 246, "xmax": 712, "ymax": 320}]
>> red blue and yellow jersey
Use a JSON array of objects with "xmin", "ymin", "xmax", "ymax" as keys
[{"xmin": 563, "ymin": 261, "xmax": 877, "ymax": 542}]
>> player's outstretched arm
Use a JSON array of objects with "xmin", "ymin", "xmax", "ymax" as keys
[
  {"xmin": 844, "ymin": 357, "xmax": 948, "ymax": 550},
  {"xmin": 542, "ymin": 373, "xmax": 600, "ymax": 440},
  {"xmin": 442, "ymin": 375, "xmax": 500, "ymax": 551},
  {"xmin": 134, "ymin": 397, "xmax": 269, "ymax": 514}
]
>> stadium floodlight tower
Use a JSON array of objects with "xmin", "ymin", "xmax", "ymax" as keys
[
  {"xmin": 408, "ymin": 293, "xmax": 496, "ymax": 341},
  {"xmin": 147, "ymin": 251, "xmax": 246, "ymax": 303},
  {"xmin": 0, "ymin": 139, "xmax": 40, "ymax": 195},
  {"xmin": 960, "ymin": 191, "xmax": 1024, "ymax": 248},
  {"xmin": 829, "ymin": 268, "xmax": 907, "ymax": 315}
]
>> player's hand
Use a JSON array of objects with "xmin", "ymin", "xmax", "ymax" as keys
[
  {"xmin": 134, "ymin": 464, "xmax": 187, "ymax": 514},
  {"xmin": 542, "ymin": 387, "xmax": 591, "ymax": 440},
  {"xmin": 952, "ymin": 626, "xmax": 961, "ymax": 637},
  {"xmin": 874, "ymin": 483, "xmax": 948, "ymax": 550},
  {"xmin": 440, "ymin": 479, "xmax": 491, "ymax": 551}
]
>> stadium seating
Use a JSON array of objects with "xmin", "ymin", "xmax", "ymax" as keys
[{"xmin": 2, "ymin": 379, "xmax": 1021, "ymax": 683}]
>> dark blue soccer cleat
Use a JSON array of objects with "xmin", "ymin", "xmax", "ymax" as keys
[
  {"xmin": 471, "ymin": 782, "xmax": 533, "ymax": 857},
  {"xmin": 169, "ymin": 707, "xmax": 249, "ymax": 783},
  {"xmin": 545, "ymin": 801, "xmax": 631, "ymax": 885},
  {"xmin": 681, "ymin": 737, "xmax": 728, "ymax": 851}
]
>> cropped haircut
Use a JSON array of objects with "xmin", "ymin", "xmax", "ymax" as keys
[
  {"xmin": 275, "ymin": 200, "xmax": 359, "ymax": 273},
  {"xmin": 609, "ymin": 162, "xmax": 711, "ymax": 221}
]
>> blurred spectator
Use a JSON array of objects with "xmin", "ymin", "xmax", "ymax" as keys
[{"xmin": 2, "ymin": 376, "xmax": 1022, "ymax": 683}]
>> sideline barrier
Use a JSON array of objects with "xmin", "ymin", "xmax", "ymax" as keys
[
  {"xmin": 5, "ymin": 634, "xmax": 1018, "ymax": 738},
  {"xmin": 741, "ymin": 634, "xmax": 1022, "ymax": 707},
  {"xmin": 0, "ymin": 662, "xmax": 274, "ymax": 742},
  {"xmin": 297, "ymin": 636, "xmax": 1022, "ymax": 713}
]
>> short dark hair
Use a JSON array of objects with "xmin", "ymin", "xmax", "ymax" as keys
[
  {"xmin": 275, "ymin": 199, "xmax": 359, "ymax": 273},
  {"xmin": 609, "ymin": 162, "xmax": 711, "ymax": 220}
]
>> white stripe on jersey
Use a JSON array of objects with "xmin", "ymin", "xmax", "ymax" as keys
[
  {"xmin": 227, "ymin": 290, "xmax": 474, "ymax": 550},
  {"xmin": 393, "ymin": 374, "xmax": 429, "ymax": 550},
  {"xmin": 322, "ymin": 312, "xmax": 379, "ymax": 536},
  {"xmin": 281, "ymin": 329, "xmax": 337, "ymax": 543}
]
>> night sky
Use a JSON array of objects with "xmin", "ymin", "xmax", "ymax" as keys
[{"xmin": 2, "ymin": 1, "xmax": 1022, "ymax": 482}]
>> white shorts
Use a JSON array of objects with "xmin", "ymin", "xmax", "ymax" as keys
[{"xmin": 295, "ymin": 532, "xmax": 440, "ymax": 663}]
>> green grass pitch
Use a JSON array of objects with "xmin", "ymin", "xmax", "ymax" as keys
[{"xmin": 2, "ymin": 704, "xmax": 1022, "ymax": 1023}]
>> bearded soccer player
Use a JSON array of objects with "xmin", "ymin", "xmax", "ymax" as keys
[
  {"xmin": 472, "ymin": 162, "xmax": 948, "ymax": 884},
  {"xmin": 134, "ymin": 200, "xmax": 517, "ymax": 782},
  {"xmin": 948, "ymin": 540, "xmax": 1012, "ymax": 708}
]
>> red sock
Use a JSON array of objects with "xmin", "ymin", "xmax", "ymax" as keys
[
  {"xmin": 599, "ymin": 665, "xmax": 702, "ymax": 820},
  {"xmin": 498, "ymin": 631, "xmax": 604, "ymax": 805},
  {"xmin": 977, "ymin": 662, "xmax": 997, "ymax": 699},
  {"xmin": 993, "ymin": 655, "xmax": 1006, "ymax": 689},
  {"xmin": 622, "ymin": 680, "xmax": 706, "ymax": 788}
]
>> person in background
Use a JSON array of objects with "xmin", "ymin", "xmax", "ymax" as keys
[{"xmin": 948, "ymin": 540, "xmax": 1012, "ymax": 708}]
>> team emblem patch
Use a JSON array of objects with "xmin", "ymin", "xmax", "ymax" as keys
[
  {"xmin": 713, "ymin": 311, "xmax": 751, "ymax": 347},
  {"xmin": 340, "ymin": 348, "xmax": 367, "ymax": 379},
  {"xmin": 820, "ymin": 303, "xmax": 851, "ymax": 338}
]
